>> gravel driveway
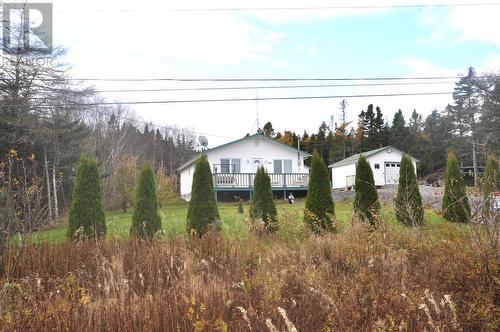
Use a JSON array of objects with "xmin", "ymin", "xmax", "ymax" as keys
[{"xmin": 332, "ymin": 185, "xmax": 445, "ymax": 210}]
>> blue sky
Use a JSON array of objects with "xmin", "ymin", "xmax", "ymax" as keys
[{"xmin": 42, "ymin": 0, "xmax": 500, "ymax": 146}]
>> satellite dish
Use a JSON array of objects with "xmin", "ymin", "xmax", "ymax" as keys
[{"xmin": 198, "ymin": 136, "xmax": 208, "ymax": 149}]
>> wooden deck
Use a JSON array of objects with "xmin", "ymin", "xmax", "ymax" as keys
[{"xmin": 213, "ymin": 173, "xmax": 308, "ymax": 191}]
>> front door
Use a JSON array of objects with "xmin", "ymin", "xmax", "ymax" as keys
[{"xmin": 252, "ymin": 158, "xmax": 264, "ymax": 173}]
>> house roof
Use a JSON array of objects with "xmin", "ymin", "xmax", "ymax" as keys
[
  {"xmin": 328, "ymin": 146, "xmax": 419, "ymax": 168},
  {"xmin": 177, "ymin": 133, "xmax": 312, "ymax": 171}
]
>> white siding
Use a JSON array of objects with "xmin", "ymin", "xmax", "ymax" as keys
[
  {"xmin": 331, "ymin": 164, "xmax": 356, "ymax": 189},
  {"xmin": 179, "ymin": 136, "xmax": 309, "ymax": 199},
  {"xmin": 205, "ymin": 136, "xmax": 307, "ymax": 174},
  {"xmin": 330, "ymin": 148, "xmax": 417, "ymax": 189},
  {"xmin": 180, "ymin": 164, "xmax": 195, "ymax": 200}
]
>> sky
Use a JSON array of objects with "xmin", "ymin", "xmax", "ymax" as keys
[{"xmin": 12, "ymin": 1, "xmax": 500, "ymax": 146}]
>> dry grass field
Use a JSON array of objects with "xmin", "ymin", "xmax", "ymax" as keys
[{"xmin": 1, "ymin": 201, "xmax": 498, "ymax": 331}]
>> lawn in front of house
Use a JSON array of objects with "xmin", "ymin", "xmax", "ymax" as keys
[{"xmin": 30, "ymin": 198, "xmax": 445, "ymax": 244}]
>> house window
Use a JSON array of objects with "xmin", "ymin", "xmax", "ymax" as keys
[
  {"xmin": 273, "ymin": 159, "xmax": 293, "ymax": 173},
  {"xmin": 221, "ymin": 158, "xmax": 240, "ymax": 173},
  {"xmin": 374, "ymin": 163, "xmax": 380, "ymax": 169},
  {"xmin": 220, "ymin": 159, "xmax": 230, "ymax": 173},
  {"xmin": 231, "ymin": 159, "xmax": 241, "ymax": 173},
  {"xmin": 273, "ymin": 160, "xmax": 283, "ymax": 173}
]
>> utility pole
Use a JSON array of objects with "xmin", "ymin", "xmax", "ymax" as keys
[{"xmin": 339, "ymin": 100, "xmax": 348, "ymax": 159}]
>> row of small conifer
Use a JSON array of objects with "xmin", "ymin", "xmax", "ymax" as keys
[{"xmin": 67, "ymin": 151, "xmax": 499, "ymax": 240}]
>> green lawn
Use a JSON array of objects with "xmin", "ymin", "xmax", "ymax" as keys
[{"xmin": 31, "ymin": 199, "xmax": 445, "ymax": 243}]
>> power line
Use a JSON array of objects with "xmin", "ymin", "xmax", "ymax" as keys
[
  {"xmin": 49, "ymin": 80, "xmax": 459, "ymax": 94},
  {"xmin": 53, "ymin": 75, "xmax": 499, "ymax": 82},
  {"xmin": 39, "ymin": 2, "xmax": 500, "ymax": 13},
  {"xmin": 2, "ymin": 91, "xmax": 454, "ymax": 107}
]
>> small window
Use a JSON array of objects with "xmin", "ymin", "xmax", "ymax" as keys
[
  {"xmin": 231, "ymin": 159, "xmax": 241, "ymax": 173},
  {"xmin": 391, "ymin": 163, "xmax": 396, "ymax": 167},
  {"xmin": 396, "ymin": 164, "xmax": 400, "ymax": 168},
  {"xmin": 221, "ymin": 159, "xmax": 230, "ymax": 173},
  {"xmin": 273, "ymin": 160, "xmax": 283, "ymax": 173},
  {"xmin": 374, "ymin": 163, "xmax": 380, "ymax": 169}
]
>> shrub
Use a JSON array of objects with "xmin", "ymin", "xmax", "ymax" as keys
[
  {"xmin": 112, "ymin": 154, "xmax": 137, "ymax": 212},
  {"xmin": 130, "ymin": 163, "xmax": 162, "ymax": 239},
  {"xmin": 250, "ymin": 166, "xmax": 277, "ymax": 232},
  {"xmin": 353, "ymin": 154, "xmax": 380, "ymax": 225},
  {"xmin": 186, "ymin": 155, "xmax": 220, "ymax": 236},
  {"xmin": 155, "ymin": 167, "xmax": 178, "ymax": 208},
  {"xmin": 395, "ymin": 154, "xmax": 424, "ymax": 226},
  {"xmin": 237, "ymin": 200, "xmax": 244, "ymax": 214},
  {"xmin": 442, "ymin": 152, "xmax": 471, "ymax": 223},
  {"xmin": 304, "ymin": 151, "xmax": 335, "ymax": 233},
  {"xmin": 67, "ymin": 156, "xmax": 106, "ymax": 240}
]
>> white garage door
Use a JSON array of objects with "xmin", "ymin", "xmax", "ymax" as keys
[{"xmin": 385, "ymin": 162, "xmax": 400, "ymax": 184}]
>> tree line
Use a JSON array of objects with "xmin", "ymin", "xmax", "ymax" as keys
[
  {"xmin": 260, "ymin": 67, "xmax": 500, "ymax": 180},
  {"xmin": 0, "ymin": 44, "xmax": 197, "ymax": 247}
]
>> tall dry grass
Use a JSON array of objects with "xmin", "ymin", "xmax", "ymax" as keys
[{"xmin": 1, "ymin": 221, "xmax": 498, "ymax": 331}]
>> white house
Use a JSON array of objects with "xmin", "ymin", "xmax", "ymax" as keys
[
  {"xmin": 178, "ymin": 133, "xmax": 311, "ymax": 201},
  {"xmin": 329, "ymin": 146, "xmax": 418, "ymax": 189}
]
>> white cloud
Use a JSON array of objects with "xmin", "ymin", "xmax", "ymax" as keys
[{"xmin": 418, "ymin": 5, "xmax": 500, "ymax": 46}]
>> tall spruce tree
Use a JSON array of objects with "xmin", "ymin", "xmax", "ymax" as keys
[
  {"xmin": 304, "ymin": 151, "xmax": 335, "ymax": 232},
  {"xmin": 186, "ymin": 155, "xmax": 220, "ymax": 236},
  {"xmin": 395, "ymin": 154, "xmax": 423, "ymax": 226},
  {"xmin": 67, "ymin": 156, "xmax": 106, "ymax": 239},
  {"xmin": 442, "ymin": 153, "xmax": 471, "ymax": 223},
  {"xmin": 250, "ymin": 166, "xmax": 278, "ymax": 232},
  {"xmin": 482, "ymin": 154, "xmax": 500, "ymax": 213},
  {"xmin": 390, "ymin": 110, "xmax": 409, "ymax": 151},
  {"xmin": 130, "ymin": 163, "xmax": 162, "ymax": 239},
  {"xmin": 353, "ymin": 154, "xmax": 380, "ymax": 224}
]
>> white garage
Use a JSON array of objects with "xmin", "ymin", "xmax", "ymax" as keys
[{"xmin": 328, "ymin": 146, "xmax": 418, "ymax": 189}]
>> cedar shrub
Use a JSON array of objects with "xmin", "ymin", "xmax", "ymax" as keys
[
  {"xmin": 442, "ymin": 152, "xmax": 470, "ymax": 223},
  {"xmin": 186, "ymin": 155, "xmax": 220, "ymax": 236},
  {"xmin": 250, "ymin": 166, "xmax": 278, "ymax": 232},
  {"xmin": 304, "ymin": 151, "xmax": 335, "ymax": 233},
  {"xmin": 130, "ymin": 163, "xmax": 162, "ymax": 239},
  {"xmin": 67, "ymin": 156, "xmax": 106, "ymax": 240},
  {"xmin": 353, "ymin": 154, "xmax": 380, "ymax": 225},
  {"xmin": 395, "ymin": 154, "xmax": 423, "ymax": 226}
]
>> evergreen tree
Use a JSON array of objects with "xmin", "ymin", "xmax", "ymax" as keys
[
  {"xmin": 67, "ymin": 156, "xmax": 106, "ymax": 239},
  {"xmin": 442, "ymin": 153, "xmax": 471, "ymax": 223},
  {"xmin": 395, "ymin": 154, "xmax": 423, "ymax": 226},
  {"xmin": 390, "ymin": 109, "xmax": 408, "ymax": 151},
  {"xmin": 186, "ymin": 155, "xmax": 220, "ymax": 236},
  {"xmin": 250, "ymin": 166, "xmax": 278, "ymax": 232},
  {"xmin": 353, "ymin": 154, "xmax": 380, "ymax": 224},
  {"xmin": 304, "ymin": 151, "xmax": 335, "ymax": 232},
  {"xmin": 422, "ymin": 110, "xmax": 452, "ymax": 174},
  {"xmin": 130, "ymin": 163, "xmax": 162, "ymax": 239},
  {"xmin": 482, "ymin": 154, "xmax": 500, "ymax": 213},
  {"xmin": 262, "ymin": 122, "xmax": 275, "ymax": 137}
]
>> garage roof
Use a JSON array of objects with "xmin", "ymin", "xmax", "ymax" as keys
[{"xmin": 328, "ymin": 146, "xmax": 419, "ymax": 168}]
